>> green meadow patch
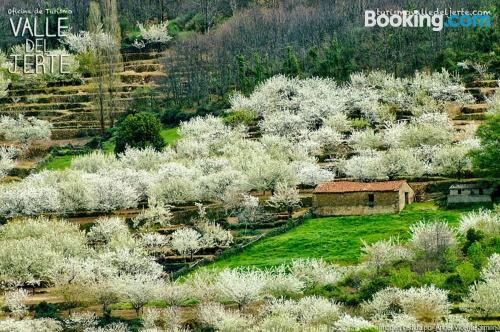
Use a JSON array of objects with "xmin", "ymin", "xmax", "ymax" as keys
[{"xmin": 209, "ymin": 202, "xmax": 488, "ymax": 269}]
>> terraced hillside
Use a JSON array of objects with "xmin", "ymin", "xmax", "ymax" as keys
[
  {"xmin": 0, "ymin": 51, "xmax": 166, "ymax": 139},
  {"xmin": 452, "ymin": 79, "xmax": 497, "ymax": 130}
]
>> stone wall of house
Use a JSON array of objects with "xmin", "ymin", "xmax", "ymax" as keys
[
  {"xmin": 448, "ymin": 195, "xmax": 492, "ymax": 204},
  {"xmin": 398, "ymin": 182, "xmax": 415, "ymax": 210},
  {"xmin": 313, "ymin": 191, "xmax": 400, "ymax": 216}
]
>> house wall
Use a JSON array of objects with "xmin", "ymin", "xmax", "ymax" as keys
[
  {"xmin": 448, "ymin": 195, "xmax": 492, "ymax": 204},
  {"xmin": 313, "ymin": 191, "xmax": 401, "ymax": 216},
  {"xmin": 398, "ymin": 183, "xmax": 415, "ymax": 210}
]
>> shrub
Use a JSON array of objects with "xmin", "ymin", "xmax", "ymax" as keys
[
  {"xmin": 459, "ymin": 208, "xmax": 499, "ymax": 236},
  {"xmin": 388, "ymin": 267, "xmax": 419, "ymax": 288},
  {"xmin": 467, "ymin": 242, "xmax": 487, "ymax": 269},
  {"xmin": 462, "ymin": 279, "xmax": 500, "ymax": 316},
  {"xmin": 34, "ymin": 301, "xmax": 60, "ymax": 319},
  {"xmin": 223, "ymin": 109, "xmax": 256, "ymax": 127},
  {"xmin": 463, "ymin": 228, "xmax": 485, "ymax": 254},
  {"xmin": 361, "ymin": 238, "xmax": 414, "ymax": 272},
  {"xmin": 399, "ymin": 286, "xmax": 450, "ymax": 323},
  {"xmin": 358, "ymin": 277, "xmax": 390, "ymax": 303},
  {"xmin": 114, "ymin": 112, "xmax": 165, "ymax": 154},
  {"xmin": 409, "ymin": 221, "xmax": 457, "ymax": 260},
  {"xmin": 456, "ymin": 260, "xmax": 478, "ymax": 286}
]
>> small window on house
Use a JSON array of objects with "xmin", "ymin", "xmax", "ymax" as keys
[
  {"xmin": 458, "ymin": 189, "xmax": 462, "ymax": 195},
  {"xmin": 368, "ymin": 194, "xmax": 374, "ymax": 206}
]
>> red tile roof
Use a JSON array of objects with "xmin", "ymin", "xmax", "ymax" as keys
[{"xmin": 314, "ymin": 180, "xmax": 408, "ymax": 194}]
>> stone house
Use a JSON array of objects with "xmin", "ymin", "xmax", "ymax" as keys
[
  {"xmin": 447, "ymin": 183, "xmax": 493, "ymax": 205},
  {"xmin": 312, "ymin": 180, "xmax": 414, "ymax": 216}
]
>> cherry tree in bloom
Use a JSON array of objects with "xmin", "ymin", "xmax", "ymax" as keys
[
  {"xmin": 0, "ymin": 115, "xmax": 52, "ymax": 146},
  {"xmin": 334, "ymin": 314, "xmax": 376, "ymax": 332},
  {"xmin": 117, "ymin": 146, "xmax": 174, "ymax": 172},
  {"xmin": 70, "ymin": 151, "xmax": 119, "ymax": 173},
  {"xmin": 0, "ymin": 146, "xmax": 16, "ymax": 179},
  {"xmin": 323, "ymin": 112, "xmax": 353, "ymax": 133},
  {"xmin": 261, "ymin": 267, "xmax": 305, "ymax": 298},
  {"xmin": 197, "ymin": 221, "xmax": 234, "ymax": 249},
  {"xmin": 409, "ymin": 221, "xmax": 457, "ymax": 259},
  {"xmin": 462, "ymin": 254, "xmax": 500, "ymax": 316},
  {"xmin": 289, "ymin": 259, "xmax": 345, "ymax": 287},
  {"xmin": 170, "ymin": 228, "xmax": 202, "ymax": 260},
  {"xmin": 84, "ymin": 173, "xmax": 140, "ymax": 212},
  {"xmin": 290, "ymin": 160, "xmax": 335, "ymax": 187},
  {"xmin": 431, "ymin": 144, "xmax": 473, "ymax": 177},
  {"xmin": 198, "ymin": 302, "xmax": 253, "ymax": 331},
  {"xmin": 458, "ymin": 208, "xmax": 499, "ymax": 236},
  {"xmin": 214, "ymin": 268, "xmax": 265, "ymax": 309},
  {"xmin": 137, "ymin": 21, "xmax": 172, "ymax": 46},
  {"xmin": 382, "ymin": 148, "xmax": 426, "ymax": 179},
  {"xmin": 266, "ymin": 296, "xmax": 341, "ymax": 327},
  {"xmin": 400, "ymin": 112, "xmax": 455, "ymax": 148},
  {"xmin": 0, "ymin": 318, "xmax": 63, "ymax": 331},
  {"xmin": 142, "ymin": 307, "xmax": 183, "ymax": 331},
  {"xmin": 133, "ymin": 199, "xmax": 173, "ymax": 230},
  {"xmin": 64, "ymin": 311, "xmax": 99, "ymax": 331},
  {"xmin": 341, "ymin": 149, "xmax": 387, "ymax": 181},
  {"xmin": 267, "ymin": 182, "xmax": 301, "ymax": 218},
  {"xmin": 3, "ymin": 288, "xmax": 29, "ymax": 319},
  {"xmin": 361, "ymin": 238, "xmax": 414, "ymax": 272},
  {"xmin": 87, "ymin": 217, "xmax": 134, "ymax": 248},
  {"xmin": 399, "ymin": 286, "xmax": 451, "ymax": 323},
  {"xmin": 363, "ymin": 286, "xmax": 451, "ymax": 324},
  {"xmin": 141, "ymin": 233, "xmax": 169, "ymax": 250},
  {"xmin": 349, "ymin": 129, "xmax": 384, "ymax": 151},
  {"xmin": 116, "ymin": 274, "xmax": 165, "ymax": 316},
  {"xmin": 309, "ymin": 126, "xmax": 343, "ymax": 155}
]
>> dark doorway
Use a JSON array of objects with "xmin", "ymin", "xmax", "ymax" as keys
[
  {"xmin": 405, "ymin": 192, "xmax": 409, "ymax": 204},
  {"xmin": 368, "ymin": 193, "xmax": 374, "ymax": 207}
]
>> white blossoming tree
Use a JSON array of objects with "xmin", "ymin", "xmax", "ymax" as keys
[
  {"xmin": 0, "ymin": 146, "xmax": 16, "ymax": 179},
  {"xmin": 136, "ymin": 21, "xmax": 172, "ymax": 50},
  {"xmin": 215, "ymin": 268, "xmax": 265, "ymax": 309},
  {"xmin": 267, "ymin": 182, "xmax": 301, "ymax": 218},
  {"xmin": 170, "ymin": 228, "xmax": 202, "ymax": 260}
]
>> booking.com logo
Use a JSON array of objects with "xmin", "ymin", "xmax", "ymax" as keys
[{"xmin": 365, "ymin": 9, "xmax": 491, "ymax": 31}]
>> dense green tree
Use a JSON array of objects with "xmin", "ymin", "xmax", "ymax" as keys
[
  {"xmin": 282, "ymin": 46, "xmax": 301, "ymax": 77},
  {"xmin": 470, "ymin": 114, "xmax": 500, "ymax": 179},
  {"xmin": 115, "ymin": 112, "xmax": 165, "ymax": 154}
]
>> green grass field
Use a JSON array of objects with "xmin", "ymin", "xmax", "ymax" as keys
[
  {"xmin": 42, "ymin": 127, "xmax": 180, "ymax": 170},
  {"xmin": 160, "ymin": 127, "xmax": 180, "ymax": 145},
  {"xmin": 210, "ymin": 202, "xmax": 486, "ymax": 269},
  {"xmin": 42, "ymin": 155, "xmax": 74, "ymax": 170}
]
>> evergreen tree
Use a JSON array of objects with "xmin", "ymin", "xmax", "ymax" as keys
[{"xmin": 282, "ymin": 46, "xmax": 301, "ymax": 77}]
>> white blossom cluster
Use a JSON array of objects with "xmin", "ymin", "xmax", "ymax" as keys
[
  {"xmin": 0, "ymin": 115, "xmax": 52, "ymax": 145},
  {"xmin": 137, "ymin": 21, "xmax": 172, "ymax": 46},
  {"xmin": 0, "ymin": 117, "xmax": 333, "ymax": 217},
  {"xmin": 0, "ymin": 146, "xmax": 17, "ymax": 179},
  {"xmin": 362, "ymin": 285, "xmax": 452, "ymax": 326},
  {"xmin": 0, "ymin": 216, "xmax": 166, "ymax": 319},
  {"xmin": 63, "ymin": 29, "xmax": 118, "ymax": 54},
  {"xmin": 462, "ymin": 253, "xmax": 500, "ymax": 316},
  {"xmin": 231, "ymin": 70, "xmax": 472, "ymax": 127},
  {"xmin": 458, "ymin": 208, "xmax": 499, "ymax": 235},
  {"xmin": 229, "ymin": 72, "xmax": 476, "ymax": 181}
]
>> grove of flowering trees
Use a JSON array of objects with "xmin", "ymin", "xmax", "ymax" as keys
[
  {"xmin": 230, "ymin": 71, "xmax": 478, "ymax": 181},
  {"xmin": 0, "ymin": 69, "xmax": 482, "ymax": 217},
  {"xmin": 0, "ymin": 115, "xmax": 52, "ymax": 180},
  {"xmin": 0, "ymin": 203, "xmax": 498, "ymax": 330}
]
